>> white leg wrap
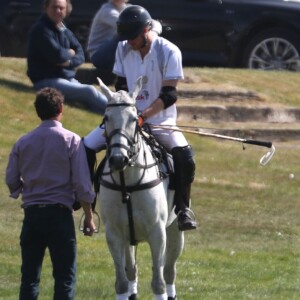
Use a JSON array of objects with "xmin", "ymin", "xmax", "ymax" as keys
[
  {"xmin": 116, "ymin": 292, "xmax": 129, "ymax": 300},
  {"xmin": 128, "ymin": 279, "xmax": 138, "ymax": 295},
  {"xmin": 167, "ymin": 284, "xmax": 176, "ymax": 298},
  {"xmin": 154, "ymin": 293, "xmax": 167, "ymax": 300}
]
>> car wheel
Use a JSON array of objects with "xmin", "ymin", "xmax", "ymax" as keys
[{"xmin": 242, "ymin": 28, "xmax": 300, "ymax": 71}]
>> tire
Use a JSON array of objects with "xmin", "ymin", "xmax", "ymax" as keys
[{"xmin": 242, "ymin": 28, "xmax": 300, "ymax": 71}]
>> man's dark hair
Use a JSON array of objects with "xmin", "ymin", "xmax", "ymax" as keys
[{"xmin": 35, "ymin": 87, "xmax": 64, "ymax": 120}]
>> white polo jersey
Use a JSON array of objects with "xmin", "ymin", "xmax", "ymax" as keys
[{"xmin": 113, "ymin": 36, "xmax": 184, "ymax": 125}]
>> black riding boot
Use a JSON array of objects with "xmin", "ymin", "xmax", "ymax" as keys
[
  {"xmin": 171, "ymin": 145, "xmax": 197, "ymax": 231},
  {"xmin": 84, "ymin": 144, "xmax": 97, "ymax": 211},
  {"xmin": 84, "ymin": 145, "xmax": 96, "ymax": 182}
]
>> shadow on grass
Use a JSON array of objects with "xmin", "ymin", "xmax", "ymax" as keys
[
  {"xmin": 0, "ymin": 78, "xmax": 100, "ymax": 114},
  {"xmin": 0, "ymin": 78, "xmax": 34, "ymax": 94}
]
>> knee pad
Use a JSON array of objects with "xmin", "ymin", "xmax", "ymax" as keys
[{"xmin": 171, "ymin": 145, "xmax": 195, "ymax": 184}]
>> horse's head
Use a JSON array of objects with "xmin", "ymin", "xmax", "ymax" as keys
[{"xmin": 98, "ymin": 77, "xmax": 143, "ymax": 172}]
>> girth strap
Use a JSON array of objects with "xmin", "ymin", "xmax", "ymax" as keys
[
  {"xmin": 100, "ymin": 174, "xmax": 162, "ymax": 246},
  {"xmin": 99, "ymin": 177, "xmax": 162, "ymax": 193},
  {"xmin": 119, "ymin": 171, "xmax": 136, "ymax": 246}
]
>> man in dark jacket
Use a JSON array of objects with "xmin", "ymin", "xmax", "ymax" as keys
[{"xmin": 27, "ymin": 0, "xmax": 107, "ymax": 114}]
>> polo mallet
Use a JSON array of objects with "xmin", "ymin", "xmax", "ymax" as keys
[{"xmin": 150, "ymin": 125, "xmax": 275, "ymax": 166}]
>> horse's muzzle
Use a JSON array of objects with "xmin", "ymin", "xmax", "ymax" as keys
[{"xmin": 109, "ymin": 154, "xmax": 129, "ymax": 172}]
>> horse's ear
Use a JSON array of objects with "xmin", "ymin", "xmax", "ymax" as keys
[
  {"xmin": 97, "ymin": 77, "xmax": 114, "ymax": 100},
  {"xmin": 130, "ymin": 76, "xmax": 144, "ymax": 101}
]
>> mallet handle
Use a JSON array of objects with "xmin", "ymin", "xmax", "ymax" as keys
[
  {"xmin": 150, "ymin": 125, "xmax": 272, "ymax": 149},
  {"xmin": 243, "ymin": 139, "xmax": 272, "ymax": 148}
]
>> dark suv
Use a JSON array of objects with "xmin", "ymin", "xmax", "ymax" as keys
[{"xmin": 1, "ymin": 0, "xmax": 300, "ymax": 71}]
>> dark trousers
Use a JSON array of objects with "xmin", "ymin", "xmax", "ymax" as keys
[
  {"xmin": 90, "ymin": 36, "xmax": 119, "ymax": 71},
  {"xmin": 19, "ymin": 205, "xmax": 76, "ymax": 300}
]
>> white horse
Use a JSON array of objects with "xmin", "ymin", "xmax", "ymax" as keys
[{"xmin": 97, "ymin": 77, "xmax": 184, "ymax": 300}]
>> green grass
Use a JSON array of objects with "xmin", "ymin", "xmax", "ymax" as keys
[{"xmin": 0, "ymin": 58, "xmax": 299, "ymax": 299}]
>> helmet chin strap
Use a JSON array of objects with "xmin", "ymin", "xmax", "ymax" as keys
[
  {"xmin": 140, "ymin": 28, "xmax": 152, "ymax": 49},
  {"xmin": 141, "ymin": 34, "xmax": 148, "ymax": 48}
]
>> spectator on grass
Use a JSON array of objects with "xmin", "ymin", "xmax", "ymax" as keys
[
  {"xmin": 27, "ymin": 0, "xmax": 107, "ymax": 114},
  {"xmin": 5, "ymin": 87, "xmax": 96, "ymax": 300},
  {"xmin": 87, "ymin": 0, "xmax": 162, "ymax": 73}
]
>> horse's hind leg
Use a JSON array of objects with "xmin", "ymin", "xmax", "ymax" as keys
[
  {"xmin": 164, "ymin": 220, "xmax": 184, "ymax": 299},
  {"xmin": 125, "ymin": 246, "xmax": 138, "ymax": 299}
]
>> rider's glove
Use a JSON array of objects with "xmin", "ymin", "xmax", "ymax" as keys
[{"xmin": 138, "ymin": 113, "xmax": 146, "ymax": 127}]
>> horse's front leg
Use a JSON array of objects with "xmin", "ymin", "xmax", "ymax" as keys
[
  {"xmin": 148, "ymin": 224, "xmax": 167, "ymax": 300},
  {"xmin": 164, "ymin": 219, "xmax": 184, "ymax": 300},
  {"xmin": 125, "ymin": 246, "xmax": 138, "ymax": 299},
  {"xmin": 105, "ymin": 229, "xmax": 129, "ymax": 299}
]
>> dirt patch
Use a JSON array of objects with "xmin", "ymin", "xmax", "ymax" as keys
[
  {"xmin": 176, "ymin": 83, "xmax": 300, "ymax": 141},
  {"xmin": 177, "ymin": 106, "xmax": 300, "ymax": 123},
  {"xmin": 178, "ymin": 89, "xmax": 263, "ymax": 103}
]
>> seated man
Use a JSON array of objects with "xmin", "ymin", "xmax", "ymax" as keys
[
  {"xmin": 87, "ymin": 0, "xmax": 129, "ymax": 73},
  {"xmin": 87, "ymin": 0, "xmax": 162, "ymax": 73},
  {"xmin": 27, "ymin": 0, "xmax": 107, "ymax": 114}
]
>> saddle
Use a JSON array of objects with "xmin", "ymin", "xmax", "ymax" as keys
[{"xmin": 140, "ymin": 129, "xmax": 175, "ymax": 189}]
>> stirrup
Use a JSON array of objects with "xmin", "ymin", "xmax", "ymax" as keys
[
  {"xmin": 180, "ymin": 207, "xmax": 196, "ymax": 221},
  {"xmin": 79, "ymin": 211, "xmax": 100, "ymax": 233},
  {"xmin": 177, "ymin": 208, "xmax": 197, "ymax": 231}
]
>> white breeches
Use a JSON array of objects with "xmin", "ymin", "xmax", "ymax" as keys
[{"xmin": 83, "ymin": 125, "xmax": 188, "ymax": 152}]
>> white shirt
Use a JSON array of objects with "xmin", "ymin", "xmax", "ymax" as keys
[
  {"xmin": 113, "ymin": 35, "xmax": 184, "ymax": 125},
  {"xmin": 87, "ymin": 1, "xmax": 127, "ymax": 57}
]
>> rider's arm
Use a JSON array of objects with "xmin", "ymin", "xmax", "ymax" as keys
[{"xmin": 140, "ymin": 79, "xmax": 178, "ymax": 121}]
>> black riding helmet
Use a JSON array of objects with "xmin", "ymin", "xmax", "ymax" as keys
[{"xmin": 117, "ymin": 5, "xmax": 152, "ymax": 41}]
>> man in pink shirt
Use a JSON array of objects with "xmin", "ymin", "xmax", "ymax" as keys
[{"xmin": 6, "ymin": 87, "xmax": 96, "ymax": 300}]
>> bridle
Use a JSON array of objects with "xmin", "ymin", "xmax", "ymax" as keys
[
  {"xmin": 101, "ymin": 102, "xmax": 161, "ymax": 183},
  {"xmin": 104, "ymin": 103, "xmax": 140, "ymax": 164}
]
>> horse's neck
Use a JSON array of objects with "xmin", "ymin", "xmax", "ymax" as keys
[
  {"xmin": 135, "ymin": 133, "xmax": 156, "ymax": 165},
  {"xmin": 124, "ymin": 133, "xmax": 158, "ymax": 179}
]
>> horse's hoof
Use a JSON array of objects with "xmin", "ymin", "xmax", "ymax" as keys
[
  {"xmin": 129, "ymin": 294, "xmax": 137, "ymax": 300},
  {"xmin": 168, "ymin": 296, "xmax": 177, "ymax": 300}
]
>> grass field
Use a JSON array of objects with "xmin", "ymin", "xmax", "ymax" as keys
[{"xmin": 0, "ymin": 58, "xmax": 299, "ymax": 299}]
